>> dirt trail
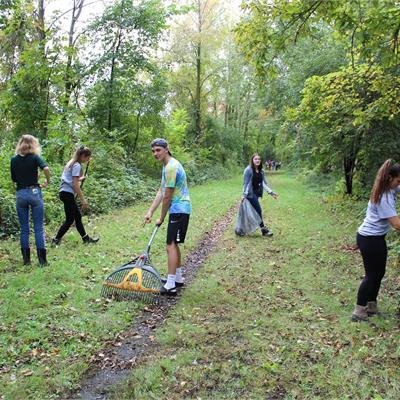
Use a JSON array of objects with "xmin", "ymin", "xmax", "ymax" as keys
[{"xmin": 69, "ymin": 205, "xmax": 237, "ymax": 400}]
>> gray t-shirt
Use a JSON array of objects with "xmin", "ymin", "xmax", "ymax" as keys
[
  {"xmin": 60, "ymin": 162, "xmax": 81, "ymax": 194},
  {"xmin": 358, "ymin": 190, "xmax": 397, "ymax": 236}
]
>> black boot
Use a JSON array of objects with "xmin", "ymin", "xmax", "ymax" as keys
[
  {"xmin": 82, "ymin": 234, "xmax": 99, "ymax": 244},
  {"xmin": 37, "ymin": 248, "xmax": 48, "ymax": 266},
  {"xmin": 21, "ymin": 248, "xmax": 31, "ymax": 265}
]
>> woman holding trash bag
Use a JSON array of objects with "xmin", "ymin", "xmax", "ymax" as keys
[
  {"xmin": 240, "ymin": 153, "xmax": 277, "ymax": 237},
  {"xmin": 351, "ymin": 159, "xmax": 400, "ymax": 321},
  {"xmin": 52, "ymin": 146, "xmax": 99, "ymax": 245},
  {"xmin": 10, "ymin": 134, "xmax": 51, "ymax": 266}
]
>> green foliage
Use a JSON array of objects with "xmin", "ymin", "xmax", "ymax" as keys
[
  {"xmin": 164, "ymin": 108, "xmax": 190, "ymax": 162},
  {"xmin": 291, "ymin": 64, "xmax": 400, "ymax": 193},
  {"xmin": 236, "ymin": 1, "xmax": 400, "ymax": 193},
  {"xmin": 236, "ymin": 0, "xmax": 400, "ymax": 81}
]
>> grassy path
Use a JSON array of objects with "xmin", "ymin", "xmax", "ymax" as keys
[
  {"xmin": 0, "ymin": 176, "xmax": 242, "ymax": 399},
  {"xmin": 110, "ymin": 173, "xmax": 400, "ymax": 400}
]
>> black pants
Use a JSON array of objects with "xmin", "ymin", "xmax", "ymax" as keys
[
  {"xmin": 55, "ymin": 191, "xmax": 86, "ymax": 239},
  {"xmin": 247, "ymin": 195, "xmax": 265, "ymax": 228},
  {"xmin": 356, "ymin": 233, "xmax": 387, "ymax": 306}
]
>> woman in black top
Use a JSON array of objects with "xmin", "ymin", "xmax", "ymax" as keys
[
  {"xmin": 10, "ymin": 135, "xmax": 51, "ymax": 266},
  {"xmin": 242, "ymin": 153, "xmax": 278, "ymax": 236}
]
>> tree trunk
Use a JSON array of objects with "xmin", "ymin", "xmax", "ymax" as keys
[
  {"xmin": 194, "ymin": 42, "xmax": 202, "ymax": 140},
  {"xmin": 224, "ymin": 103, "xmax": 229, "ymax": 128},
  {"xmin": 132, "ymin": 113, "xmax": 141, "ymax": 154},
  {"xmin": 194, "ymin": 0, "xmax": 202, "ymax": 141},
  {"xmin": 36, "ymin": 0, "xmax": 48, "ymax": 136},
  {"xmin": 107, "ymin": 29, "xmax": 123, "ymax": 131},
  {"xmin": 343, "ymin": 156, "xmax": 356, "ymax": 195},
  {"xmin": 64, "ymin": 0, "xmax": 85, "ymax": 108}
]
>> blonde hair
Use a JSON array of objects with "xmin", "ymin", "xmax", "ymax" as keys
[
  {"xmin": 65, "ymin": 145, "xmax": 92, "ymax": 170},
  {"xmin": 15, "ymin": 134, "xmax": 41, "ymax": 156}
]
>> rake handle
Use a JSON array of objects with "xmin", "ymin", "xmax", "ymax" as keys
[{"xmin": 146, "ymin": 224, "xmax": 160, "ymax": 254}]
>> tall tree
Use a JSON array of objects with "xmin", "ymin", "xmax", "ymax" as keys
[
  {"xmin": 63, "ymin": 0, "xmax": 85, "ymax": 108},
  {"xmin": 168, "ymin": 0, "xmax": 223, "ymax": 142},
  {"xmin": 85, "ymin": 0, "xmax": 168, "ymax": 148}
]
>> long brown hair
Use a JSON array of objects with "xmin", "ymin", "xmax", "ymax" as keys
[
  {"xmin": 65, "ymin": 145, "xmax": 91, "ymax": 170},
  {"xmin": 249, "ymin": 153, "xmax": 263, "ymax": 172},
  {"xmin": 370, "ymin": 159, "xmax": 400, "ymax": 204},
  {"xmin": 15, "ymin": 134, "xmax": 40, "ymax": 156}
]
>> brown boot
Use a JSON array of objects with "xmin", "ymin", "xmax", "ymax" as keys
[
  {"xmin": 366, "ymin": 301, "xmax": 380, "ymax": 316},
  {"xmin": 351, "ymin": 305, "xmax": 368, "ymax": 322}
]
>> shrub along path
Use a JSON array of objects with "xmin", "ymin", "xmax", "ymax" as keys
[{"xmin": 108, "ymin": 173, "xmax": 400, "ymax": 400}]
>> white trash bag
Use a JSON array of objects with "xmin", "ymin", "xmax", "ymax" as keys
[{"xmin": 235, "ymin": 199, "xmax": 262, "ymax": 236}]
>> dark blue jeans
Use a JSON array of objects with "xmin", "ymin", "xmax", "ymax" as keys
[
  {"xmin": 246, "ymin": 195, "xmax": 265, "ymax": 228},
  {"xmin": 16, "ymin": 188, "xmax": 45, "ymax": 249}
]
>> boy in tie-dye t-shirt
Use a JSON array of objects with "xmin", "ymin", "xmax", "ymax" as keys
[
  {"xmin": 144, "ymin": 138, "xmax": 191, "ymax": 296},
  {"xmin": 161, "ymin": 158, "xmax": 192, "ymax": 214}
]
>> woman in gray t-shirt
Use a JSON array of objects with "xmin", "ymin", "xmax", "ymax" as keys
[
  {"xmin": 352, "ymin": 159, "xmax": 400, "ymax": 321},
  {"xmin": 52, "ymin": 146, "xmax": 99, "ymax": 245}
]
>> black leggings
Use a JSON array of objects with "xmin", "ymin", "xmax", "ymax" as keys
[
  {"xmin": 356, "ymin": 233, "xmax": 387, "ymax": 306},
  {"xmin": 55, "ymin": 191, "xmax": 86, "ymax": 239},
  {"xmin": 247, "ymin": 195, "xmax": 265, "ymax": 228}
]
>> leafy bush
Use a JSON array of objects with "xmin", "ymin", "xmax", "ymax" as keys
[{"xmin": 0, "ymin": 148, "xmax": 157, "ymax": 239}]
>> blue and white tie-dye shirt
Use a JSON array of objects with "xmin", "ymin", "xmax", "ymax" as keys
[{"xmin": 161, "ymin": 158, "xmax": 191, "ymax": 214}]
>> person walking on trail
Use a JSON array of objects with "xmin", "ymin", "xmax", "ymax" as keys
[
  {"xmin": 242, "ymin": 153, "xmax": 278, "ymax": 237},
  {"xmin": 52, "ymin": 146, "xmax": 99, "ymax": 246},
  {"xmin": 352, "ymin": 159, "xmax": 400, "ymax": 322},
  {"xmin": 144, "ymin": 138, "xmax": 192, "ymax": 296},
  {"xmin": 10, "ymin": 134, "xmax": 51, "ymax": 266}
]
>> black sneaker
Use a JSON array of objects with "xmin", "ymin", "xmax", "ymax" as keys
[
  {"xmin": 51, "ymin": 237, "xmax": 61, "ymax": 246},
  {"xmin": 82, "ymin": 235, "xmax": 99, "ymax": 244},
  {"xmin": 261, "ymin": 228, "xmax": 273, "ymax": 237},
  {"xmin": 161, "ymin": 278, "xmax": 184, "ymax": 288},
  {"xmin": 160, "ymin": 285, "xmax": 177, "ymax": 296}
]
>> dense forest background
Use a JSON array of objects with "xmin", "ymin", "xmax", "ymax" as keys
[{"xmin": 1, "ymin": 0, "xmax": 399, "ymax": 238}]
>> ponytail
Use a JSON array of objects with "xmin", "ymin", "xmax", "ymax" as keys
[
  {"xmin": 370, "ymin": 159, "xmax": 400, "ymax": 204},
  {"xmin": 65, "ymin": 145, "xmax": 92, "ymax": 170}
]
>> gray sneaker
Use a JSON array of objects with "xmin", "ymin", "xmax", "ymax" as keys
[{"xmin": 351, "ymin": 305, "xmax": 369, "ymax": 322}]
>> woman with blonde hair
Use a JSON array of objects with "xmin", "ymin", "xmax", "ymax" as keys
[
  {"xmin": 352, "ymin": 159, "xmax": 400, "ymax": 321},
  {"xmin": 52, "ymin": 145, "xmax": 98, "ymax": 245},
  {"xmin": 10, "ymin": 134, "xmax": 51, "ymax": 266}
]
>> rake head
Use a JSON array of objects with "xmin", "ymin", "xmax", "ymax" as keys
[{"xmin": 101, "ymin": 261, "xmax": 161, "ymax": 303}]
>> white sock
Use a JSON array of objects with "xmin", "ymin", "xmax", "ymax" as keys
[
  {"xmin": 175, "ymin": 267, "xmax": 184, "ymax": 283},
  {"xmin": 164, "ymin": 274, "xmax": 176, "ymax": 290}
]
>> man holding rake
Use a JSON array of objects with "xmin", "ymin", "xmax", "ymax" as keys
[{"xmin": 144, "ymin": 138, "xmax": 192, "ymax": 296}]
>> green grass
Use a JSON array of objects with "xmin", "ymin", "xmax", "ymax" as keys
[
  {"xmin": 109, "ymin": 173, "xmax": 400, "ymax": 400},
  {"xmin": 0, "ymin": 176, "xmax": 242, "ymax": 399}
]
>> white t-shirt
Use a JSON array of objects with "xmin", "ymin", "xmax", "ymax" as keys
[
  {"xmin": 358, "ymin": 190, "xmax": 397, "ymax": 236},
  {"xmin": 60, "ymin": 162, "xmax": 81, "ymax": 194}
]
